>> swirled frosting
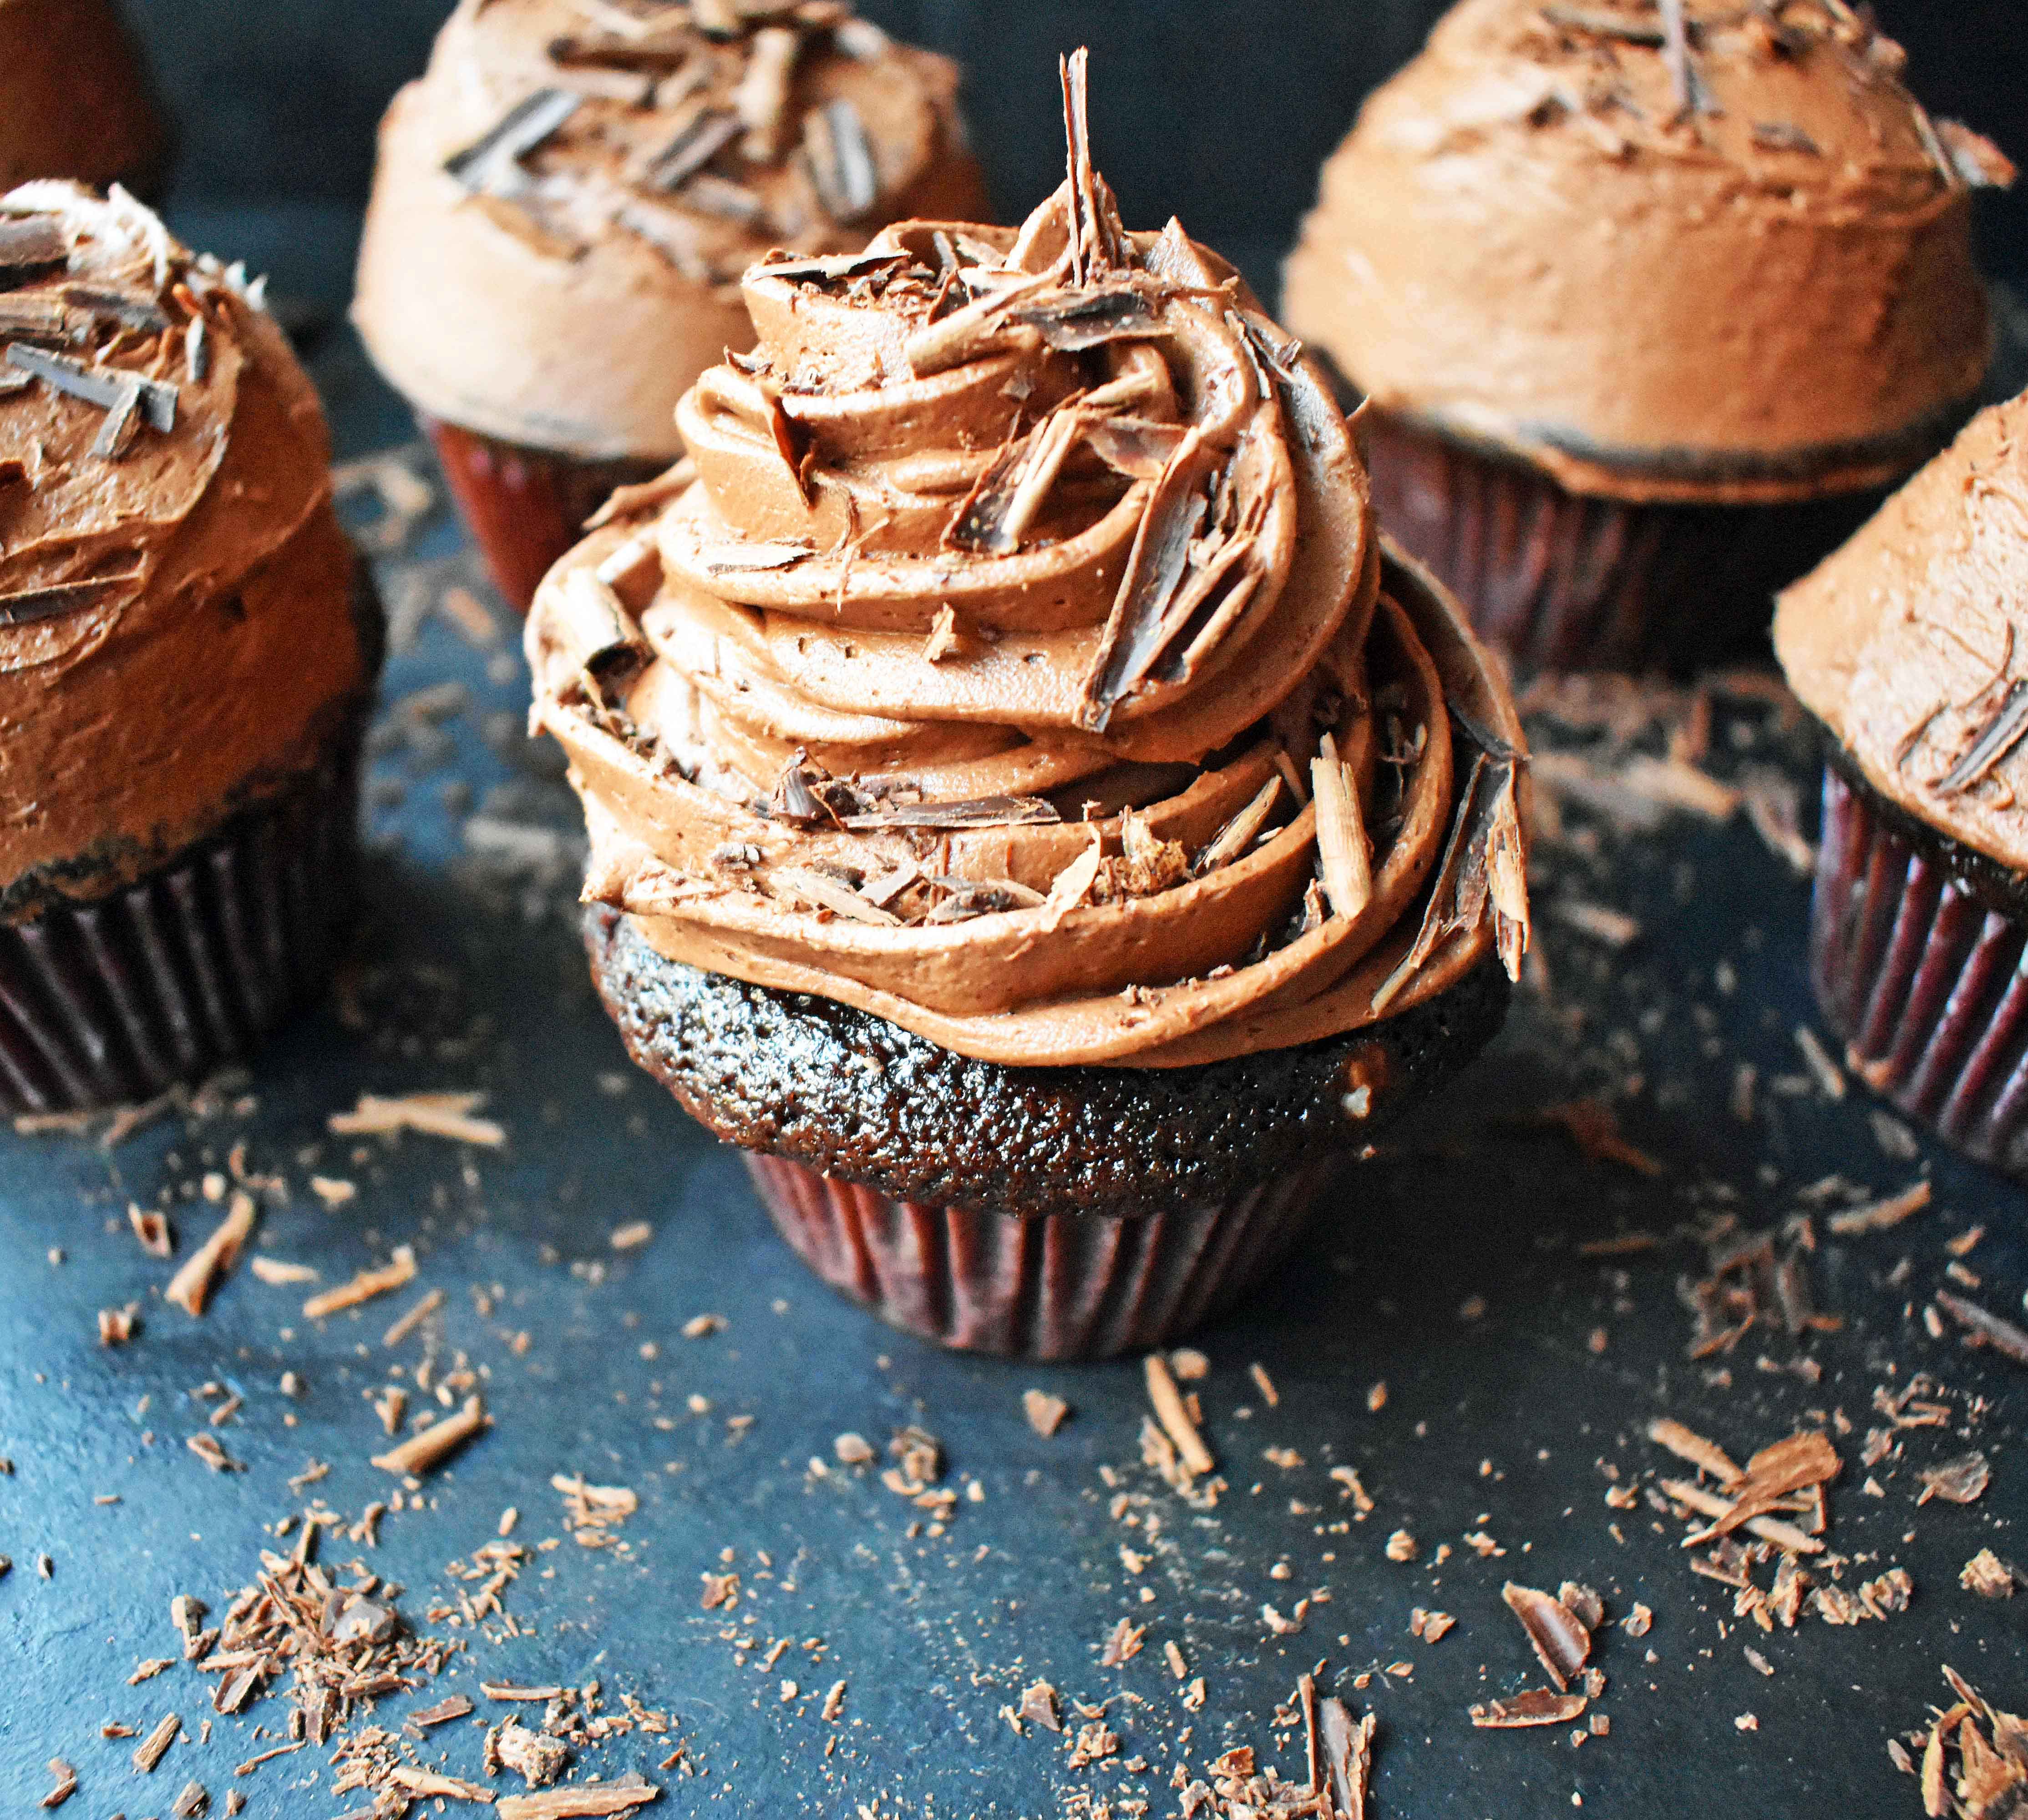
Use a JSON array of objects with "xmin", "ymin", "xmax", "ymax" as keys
[
  {"xmin": 1283, "ymin": 0, "xmax": 2013, "ymax": 504},
  {"xmin": 530, "ymin": 113, "xmax": 1531, "ymax": 1069},
  {"xmin": 354, "ymin": 0, "xmax": 986, "ymax": 462},
  {"xmin": 0, "ymin": 0, "xmax": 164, "ymax": 196},
  {"xmin": 0, "ymin": 186, "xmax": 371, "ymax": 918},
  {"xmin": 1777, "ymin": 389, "xmax": 2028, "ymax": 871}
]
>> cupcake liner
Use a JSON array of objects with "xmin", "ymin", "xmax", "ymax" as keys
[
  {"xmin": 1810, "ymin": 763, "xmax": 2028, "ymax": 1178},
  {"xmin": 1361, "ymin": 411, "xmax": 1881, "ymax": 676},
  {"xmin": 421, "ymin": 415, "xmax": 667, "ymax": 615},
  {"xmin": 0, "ymin": 722, "xmax": 366, "ymax": 1116},
  {"xmin": 743, "ymin": 1148, "xmax": 1337, "ymax": 1360}
]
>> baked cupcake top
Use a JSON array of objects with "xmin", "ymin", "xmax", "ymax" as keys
[
  {"xmin": 353, "ymin": 0, "xmax": 986, "ymax": 461},
  {"xmin": 0, "ymin": 185, "xmax": 370, "ymax": 916},
  {"xmin": 0, "ymin": 0, "xmax": 166, "ymax": 196},
  {"xmin": 1283, "ymin": 0, "xmax": 2014, "ymax": 504},
  {"xmin": 529, "ymin": 57, "xmax": 1530, "ymax": 1069},
  {"xmin": 1777, "ymin": 389, "xmax": 2028, "ymax": 873}
]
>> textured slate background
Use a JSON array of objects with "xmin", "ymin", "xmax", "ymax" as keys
[{"xmin": 118, "ymin": 0, "xmax": 2028, "ymax": 293}]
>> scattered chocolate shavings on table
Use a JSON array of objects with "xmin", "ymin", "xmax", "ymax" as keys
[
  {"xmin": 1934, "ymin": 1291, "xmax": 2028, "ymax": 1366},
  {"xmin": 1024, "ymin": 1388, "xmax": 1070, "ymax": 1436},
  {"xmin": 301, "ymin": 1244, "xmax": 416, "ymax": 1320},
  {"xmin": 163, "ymin": 1193, "xmax": 256, "ymax": 1316},
  {"xmin": 1501, "ymin": 1582, "xmax": 1594, "ymax": 1689},
  {"xmin": 330, "ymin": 1090, "xmax": 506, "ymax": 1146},
  {"xmin": 370, "ymin": 1393, "xmax": 489, "ymax": 1476}
]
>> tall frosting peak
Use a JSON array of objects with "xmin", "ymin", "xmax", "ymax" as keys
[{"xmin": 531, "ymin": 53, "xmax": 1530, "ymax": 1068}]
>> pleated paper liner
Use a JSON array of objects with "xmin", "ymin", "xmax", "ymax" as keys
[
  {"xmin": 0, "ymin": 725, "xmax": 366, "ymax": 1116},
  {"xmin": 744, "ymin": 1149, "xmax": 1337, "ymax": 1360},
  {"xmin": 421, "ymin": 415, "xmax": 667, "ymax": 615},
  {"xmin": 1360, "ymin": 410, "xmax": 1884, "ymax": 677},
  {"xmin": 1811, "ymin": 761, "xmax": 2028, "ymax": 1179}
]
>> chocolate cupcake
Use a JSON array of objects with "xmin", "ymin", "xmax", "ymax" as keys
[
  {"xmin": 0, "ymin": 185, "xmax": 382, "ymax": 1113},
  {"xmin": 0, "ymin": 0, "xmax": 167, "ymax": 200},
  {"xmin": 353, "ymin": 0, "xmax": 986, "ymax": 614},
  {"xmin": 529, "ymin": 61, "xmax": 1532, "ymax": 1359},
  {"xmin": 1283, "ymin": 0, "xmax": 2014, "ymax": 676},
  {"xmin": 1778, "ymin": 389, "xmax": 2028, "ymax": 1179}
]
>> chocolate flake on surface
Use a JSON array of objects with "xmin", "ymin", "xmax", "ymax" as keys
[
  {"xmin": 1144, "ymin": 1352, "xmax": 1215, "ymax": 1476},
  {"xmin": 803, "ymin": 97, "xmax": 881, "ymax": 222},
  {"xmin": 370, "ymin": 1393, "xmax": 489, "ymax": 1476},
  {"xmin": 1917, "ymin": 1451, "xmax": 1991, "ymax": 1506},
  {"xmin": 1935, "ymin": 1290, "xmax": 2028, "ymax": 1365},
  {"xmin": 1470, "ymin": 1690, "xmax": 1587, "ymax": 1729},
  {"xmin": 301, "ymin": 1246, "xmax": 418, "ymax": 1320},
  {"xmin": 164, "ymin": 1193, "xmax": 257, "ymax": 1317},
  {"xmin": 7, "ymin": 343, "xmax": 175, "ymax": 432},
  {"xmin": 328, "ymin": 1091, "xmax": 506, "ymax": 1147},
  {"xmin": 1500, "ymin": 1582, "xmax": 1591, "ymax": 1690},
  {"xmin": 1022, "ymin": 1388, "xmax": 1070, "ymax": 1436},
  {"xmin": 1825, "ymin": 1179, "xmax": 1931, "ymax": 1236}
]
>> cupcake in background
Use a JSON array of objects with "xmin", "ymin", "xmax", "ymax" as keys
[
  {"xmin": 529, "ymin": 55, "xmax": 1531, "ymax": 1359},
  {"xmin": 354, "ymin": 0, "xmax": 986, "ymax": 613},
  {"xmin": 0, "ymin": 0, "xmax": 168, "ymax": 199},
  {"xmin": 1779, "ymin": 390, "xmax": 2028, "ymax": 1181},
  {"xmin": 0, "ymin": 185, "xmax": 382, "ymax": 1114},
  {"xmin": 1284, "ymin": 0, "xmax": 2013, "ymax": 677}
]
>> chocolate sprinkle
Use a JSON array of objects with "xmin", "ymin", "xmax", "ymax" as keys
[
  {"xmin": 444, "ymin": 88, "xmax": 582, "ymax": 194},
  {"xmin": 5, "ymin": 344, "xmax": 176, "ymax": 432},
  {"xmin": 1937, "ymin": 680, "xmax": 2028, "ymax": 795},
  {"xmin": 803, "ymin": 97, "xmax": 881, "ymax": 223}
]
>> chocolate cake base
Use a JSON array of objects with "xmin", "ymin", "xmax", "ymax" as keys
[
  {"xmin": 1360, "ymin": 410, "xmax": 1886, "ymax": 677},
  {"xmin": 1811, "ymin": 759, "xmax": 2028, "ymax": 1180},
  {"xmin": 0, "ymin": 721, "xmax": 369, "ymax": 1116},
  {"xmin": 422, "ymin": 415, "xmax": 667, "ymax": 615},
  {"xmin": 586, "ymin": 903, "xmax": 1511, "ymax": 1356}
]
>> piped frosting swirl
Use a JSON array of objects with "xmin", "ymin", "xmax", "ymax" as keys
[{"xmin": 531, "ymin": 62, "xmax": 1530, "ymax": 1067}]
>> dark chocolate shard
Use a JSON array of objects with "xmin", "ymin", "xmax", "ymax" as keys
[
  {"xmin": 63, "ymin": 285, "xmax": 171, "ymax": 333},
  {"xmin": 771, "ymin": 761, "xmax": 829, "ymax": 827},
  {"xmin": 804, "ymin": 97, "xmax": 881, "ymax": 224},
  {"xmin": 6, "ymin": 344, "xmax": 176, "ymax": 432},
  {"xmin": 758, "ymin": 248, "xmax": 912, "ymax": 288},
  {"xmin": 840, "ymin": 796, "xmax": 1059, "ymax": 831},
  {"xmin": 444, "ymin": 88, "xmax": 582, "ymax": 194},
  {"xmin": 91, "ymin": 377, "xmax": 143, "ymax": 460},
  {"xmin": 1059, "ymin": 48, "xmax": 1125, "ymax": 283},
  {"xmin": 1937, "ymin": 680, "xmax": 2028, "ymax": 795},
  {"xmin": 0, "ymin": 296, "xmax": 75, "ymax": 344},
  {"xmin": 0, "ymin": 571, "xmax": 142, "ymax": 625},
  {"xmin": 678, "ymin": 173, "xmax": 767, "ymax": 225},
  {"xmin": 1470, "ymin": 1690, "xmax": 1587, "ymax": 1729},
  {"xmin": 1010, "ymin": 283, "xmax": 1160, "ymax": 352},
  {"xmin": 641, "ymin": 106, "xmax": 743, "ymax": 192},
  {"xmin": 1316, "ymin": 1696, "xmax": 1374, "ymax": 1820},
  {"xmin": 1501, "ymin": 1582, "xmax": 1591, "ymax": 1691},
  {"xmin": 1657, "ymin": 0, "xmax": 1711, "ymax": 119},
  {"xmin": 1081, "ymin": 415, "xmax": 1189, "ymax": 481},
  {"xmin": 1078, "ymin": 431, "xmax": 1217, "ymax": 733}
]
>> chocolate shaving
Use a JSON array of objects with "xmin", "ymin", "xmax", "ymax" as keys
[
  {"xmin": 1681, "ymin": 1431, "xmax": 1840, "ymax": 1546},
  {"xmin": 1078, "ymin": 430, "xmax": 1214, "ymax": 731},
  {"xmin": 1658, "ymin": 0, "xmax": 1706, "ymax": 120},
  {"xmin": 1082, "ymin": 415, "xmax": 1189, "ymax": 480},
  {"xmin": 1195, "ymin": 774, "xmax": 1283, "ymax": 875},
  {"xmin": 640, "ymin": 106, "xmax": 743, "ymax": 192},
  {"xmin": 1917, "ymin": 1451, "xmax": 1990, "ymax": 1507},
  {"xmin": 63, "ymin": 283, "xmax": 170, "ymax": 332},
  {"xmin": 733, "ymin": 25, "xmax": 800, "ymax": 160},
  {"xmin": 1936, "ymin": 119, "xmax": 2017, "ymax": 190},
  {"xmin": 0, "ymin": 570, "xmax": 141, "ymax": 626},
  {"xmin": 842, "ymin": 795, "xmax": 1059, "ymax": 831},
  {"xmin": 1371, "ymin": 752, "xmax": 1490, "ymax": 1015},
  {"xmin": 1470, "ymin": 1690, "xmax": 1587, "ymax": 1729},
  {"xmin": 1539, "ymin": 4, "xmax": 1665, "ymax": 42},
  {"xmin": 1010, "ymin": 283, "xmax": 1160, "ymax": 351},
  {"xmin": 444, "ymin": 89, "xmax": 581, "ymax": 194},
  {"xmin": 1312, "ymin": 732, "xmax": 1374, "ymax": 920},
  {"xmin": 1501, "ymin": 1582, "xmax": 1591, "ymax": 1690},
  {"xmin": 1752, "ymin": 120, "xmax": 1823, "ymax": 154},
  {"xmin": 0, "ymin": 296, "xmax": 75, "ymax": 342},
  {"xmin": 760, "ymin": 247, "xmax": 911, "ymax": 287},
  {"xmin": 1935, "ymin": 1289, "xmax": 2028, "ymax": 1365},
  {"xmin": 1059, "ymin": 48, "xmax": 1122, "ymax": 283},
  {"xmin": 1936, "ymin": 679, "xmax": 2028, "ymax": 794},
  {"xmin": 91, "ymin": 377, "xmax": 143, "ymax": 460},
  {"xmin": 0, "ymin": 215, "xmax": 66, "ymax": 276},
  {"xmin": 1316, "ymin": 1695, "xmax": 1374, "ymax": 1820},
  {"xmin": 7, "ymin": 343, "xmax": 175, "ymax": 431},
  {"xmin": 946, "ymin": 406, "xmax": 1083, "ymax": 555},
  {"xmin": 677, "ymin": 173, "xmax": 766, "ymax": 225},
  {"xmin": 803, "ymin": 97, "xmax": 881, "ymax": 223}
]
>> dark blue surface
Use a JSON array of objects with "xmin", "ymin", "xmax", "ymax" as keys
[{"xmin": 3, "ymin": 229, "xmax": 2028, "ymax": 1819}]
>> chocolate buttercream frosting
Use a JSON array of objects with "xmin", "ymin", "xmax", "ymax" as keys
[
  {"xmin": 530, "ymin": 57, "xmax": 1531, "ymax": 1069},
  {"xmin": 1284, "ymin": 0, "xmax": 2014, "ymax": 505},
  {"xmin": 354, "ymin": 0, "xmax": 986, "ymax": 462},
  {"xmin": 0, "ymin": 0, "xmax": 165, "ymax": 196},
  {"xmin": 0, "ymin": 185, "xmax": 372, "ymax": 919},
  {"xmin": 1777, "ymin": 389, "xmax": 2028, "ymax": 874}
]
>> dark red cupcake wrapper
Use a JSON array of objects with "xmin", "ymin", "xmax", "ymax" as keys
[
  {"xmin": 743, "ymin": 1149, "xmax": 1337, "ymax": 1360},
  {"xmin": 1811, "ymin": 763, "xmax": 2028, "ymax": 1178},
  {"xmin": 421, "ymin": 415, "xmax": 667, "ymax": 616},
  {"xmin": 1361, "ymin": 411, "xmax": 1883, "ymax": 677},
  {"xmin": 0, "ymin": 726, "xmax": 366, "ymax": 1115}
]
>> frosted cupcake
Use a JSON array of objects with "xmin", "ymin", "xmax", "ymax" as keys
[
  {"xmin": 0, "ymin": 187, "xmax": 380, "ymax": 1112},
  {"xmin": 354, "ymin": 0, "xmax": 985, "ymax": 611},
  {"xmin": 529, "ymin": 60, "xmax": 1532, "ymax": 1357},
  {"xmin": 1285, "ymin": 0, "xmax": 2013, "ymax": 674}
]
